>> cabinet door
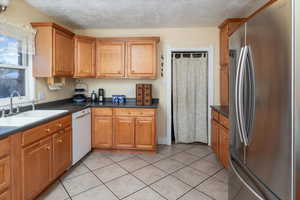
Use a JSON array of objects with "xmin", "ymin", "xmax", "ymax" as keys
[
  {"xmin": 54, "ymin": 29, "xmax": 74, "ymax": 76},
  {"xmin": 74, "ymin": 36, "xmax": 96, "ymax": 77},
  {"xmin": 219, "ymin": 126, "xmax": 229, "ymax": 168},
  {"xmin": 211, "ymin": 120, "xmax": 219, "ymax": 155},
  {"xmin": 113, "ymin": 117, "xmax": 135, "ymax": 149},
  {"xmin": 93, "ymin": 116, "xmax": 113, "ymax": 149},
  {"xmin": 96, "ymin": 41, "xmax": 125, "ymax": 78},
  {"xmin": 220, "ymin": 66, "xmax": 229, "ymax": 105},
  {"xmin": 53, "ymin": 128, "xmax": 72, "ymax": 179},
  {"xmin": 0, "ymin": 190, "xmax": 10, "ymax": 200},
  {"xmin": 22, "ymin": 137, "xmax": 52, "ymax": 200},
  {"xmin": 0, "ymin": 157, "xmax": 10, "ymax": 193},
  {"xmin": 127, "ymin": 41, "xmax": 157, "ymax": 78},
  {"xmin": 135, "ymin": 117, "xmax": 155, "ymax": 150}
]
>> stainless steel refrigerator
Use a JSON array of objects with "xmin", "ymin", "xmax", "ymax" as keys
[{"xmin": 228, "ymin": 0, "xmax": 298, "ymax": 199}]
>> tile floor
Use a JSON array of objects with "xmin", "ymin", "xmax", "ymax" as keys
[{"xmin": 37, "ymin": 144, "xmax": 228, "ymax": 200}]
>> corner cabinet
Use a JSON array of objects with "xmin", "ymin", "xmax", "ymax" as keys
[
  {"xmin": 92, "ymin": 108, "xmax": 157, "ymax": 151},
  {"xmin": 74, "ymin": 35, "xmax": 96, "ymax": 77},
  {"xmin": 31, "ymin": 22, "xmax": 75, "ymax": 77},
  {"xmin": 96, "ymin": 38, "xmax": 159, "ymax": 79}
]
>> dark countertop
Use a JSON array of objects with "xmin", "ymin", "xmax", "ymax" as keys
[
  {"xmin": 211, "ymin": 105, "xmax": 229, "ymax": 117},
  {"xmin": 0, "ymin": 98, "xmax": 159, "ymax": 139}
]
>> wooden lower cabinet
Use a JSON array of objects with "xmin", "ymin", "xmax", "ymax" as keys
[
  {"xmin": 211, "ymin": 109, "xmax": 229, "ymax": 168},
  {"xmin": 219, "ymin": 126, "xmax": 229, "ymax": 168},
  {"xmin": 92, "ymin": 108, "xmax": 157, "ymax": 151},
  {"xmin": 22, "ymin": 137, "xmax": 52, "ymax": 200},
  {"xmin": 211, "ymin": 120, "xmax": 219, "ymax": 155},
  {"xmin": 114, "ymin": 117, "xmax": 135, "ymax": 149},
  {"xmin": 92, "ymin": 116, "xmax": 113, "ymax": 149},
  {"xmin": 135, "ymin": 117, "xmax": 155, "ymax": 150},
  {"xmin": 0, "ymin": 190, "xmax": 10, "ymax": 200},
  {"xmin": 52, "ymin": 128, "xmax": 72, "ymax": 179}
]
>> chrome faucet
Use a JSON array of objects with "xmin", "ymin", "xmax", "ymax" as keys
[{"xmin": 9, "ymin": 90, "xmax": 21, "ymax": 115}]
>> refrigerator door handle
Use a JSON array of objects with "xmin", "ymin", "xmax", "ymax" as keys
[
  {"xmin": 230, "ymin": 158, "xmax": 265, "ymax": 200},
  {"xmin": 238, "ymin": 46, "xmax": 249, "ymax": 146},
  {"xmin": 235, "ymin": 47, "xmax": 245, "ymax": 144}
]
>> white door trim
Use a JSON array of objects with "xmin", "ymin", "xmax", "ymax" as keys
[{"xmin": 165, "ymin": 46, "xmax": 215, "ymax": 145}]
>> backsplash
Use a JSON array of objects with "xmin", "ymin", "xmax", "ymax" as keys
[{"xmin": 80, "ymin": 78, "xmax": 159, "ymax": 98}]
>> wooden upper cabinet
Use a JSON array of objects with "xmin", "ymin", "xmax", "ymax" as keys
[
  {"xmin": 113, "ymin": 117, "xmax": 135, "ymax": 149},
  {"xmin": 31, "ymin": 22, "xmax": 75, "ymax": 77},
  {"xmin": 74, "ymin": 35, "xmax": 96, "ymax": 77},
  {"xmin": 219, "ymin": 18, "xmax": 245, "ymax": 105},
  {"xmin": 127, "ymin": 40, "xmax": 157, "ymax": 79},
  {"xmin": 96, "ymin": 40, "xmax": 125, "ymax": 78}
]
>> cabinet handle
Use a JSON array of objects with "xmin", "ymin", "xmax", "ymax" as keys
[
  {"xmin": 58, "ymin": 123, "xmax": 63, "ymax": 128},
  {"xmin": 131, "ymin": 70, "xmax": 135, "ymax": 73},
  {"xmin": 45, "ymin": 128, "xmax": 51, "ymax": 132},
  {"xmin": 57, "ymin": 139, "xmax": 63, "ymax": 143},
  {"xmin": 45, "ymin": 146, "xmax": 50, "ymax": 150}
]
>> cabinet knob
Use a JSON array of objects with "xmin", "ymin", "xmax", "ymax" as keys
[
  {"xmin": 58, "ymin": 139, "xmax": 63, "ymax": 143},
  {"xmin": 131, "ymin": 70, "xmax": 135, "ymax": 73},
  {"xmin": 45, "ymin": 128, "xmax": 51, "ymax": 132},
  {"xmin": 45, "ymin": 146, "xmax": 50, "ymax": 150},
  {"xmin": 118, "ymin": 70, "xmax": 121, "ymax": 73},
  {"xmin": 58, "ymin": 123, "xmax": 63, "ymax": 128}
]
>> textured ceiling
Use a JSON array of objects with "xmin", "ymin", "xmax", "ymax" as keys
[{"xmin": 25, "ymin": 0, "xmax": 268, "ymax": 29}]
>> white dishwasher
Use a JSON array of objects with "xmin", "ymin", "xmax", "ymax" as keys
[{"xmin": 72, "ymin": 108, "xmax": 91, "ymax": 165}]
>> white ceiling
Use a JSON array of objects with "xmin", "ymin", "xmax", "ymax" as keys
[{"xmin": 25, "ymin": 0, "xmax": 268, "ymax": 29}]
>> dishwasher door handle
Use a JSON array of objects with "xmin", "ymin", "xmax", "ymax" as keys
[{"xmin": 75, "ymin": 113, "xmax": 90, "ymax": 119}]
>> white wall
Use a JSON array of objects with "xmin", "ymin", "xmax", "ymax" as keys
[
  {"xmin": 2, "ymin": 0, "xmax": 76, "ymax": 103},
  {"xmin": 75, "ymin": 28, "xmax": 220, "ymax": 144}
]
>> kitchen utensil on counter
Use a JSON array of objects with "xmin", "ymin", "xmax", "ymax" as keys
[{"xmin": 98, "ymin": 88, "xmax": 105, "ymax": 102}]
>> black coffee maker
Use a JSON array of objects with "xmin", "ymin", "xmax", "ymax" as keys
[{"xmin": 98, "ymin": 89, "xmax": 105, "ymax": 102}]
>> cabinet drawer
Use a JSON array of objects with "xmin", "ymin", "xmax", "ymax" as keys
[
  {"xmin": 212, "ymin": 110, "xmax": 219, "ymax": 121},
  {"xmin": 113, "ymin": 108, "xmax": 155, "ymax": 117},
  {"xmin": 93, "ymin": 108, "xmax": 113, "ymax": 116},
  {"xmin": 0, "ymin": 190, "xmax": 10, "ymax": 200},
  {"xmin": 0, "ymin": 156, "xmax": 10, "ymax": 193},
  {"xmin": 0, "ymin": 138, "xmax": 10, "ymax": 158},
  {"xmin": 22, "ymin": 115, "xmax": 71, "ymax": 147},
  {"xmin": 219, "ymin": 114, "xmax": 229, "ymax": 129},
  {"xmin": 57, "ymin": 115, "xmax": 72, "ymax": 128},
  {"xmin": 22, "ymin": 123, "xmax": 51, "ymax": 147}
]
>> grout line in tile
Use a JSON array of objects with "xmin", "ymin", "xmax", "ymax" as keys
[
  {"xmin": 59, "ymin": 179, "xmax": 73, "ymax": 200},
  {"xmin": 85, "ymin": 162, "xmax": 122, "ymax": 200}
]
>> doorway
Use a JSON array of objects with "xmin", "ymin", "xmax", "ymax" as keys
[
  {"xmin": 171, "ymin": 51, "xmax": 208, "ymax": 144},
  {"xmin": 166, "ymin": 47, "xmax": 214, "ymax": 145}
]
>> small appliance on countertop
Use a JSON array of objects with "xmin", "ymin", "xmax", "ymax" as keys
[
  {"xmin": 98, "ymin": 88, "xmax": 105, "ymax": 102},
  {"xmin": 72, "ymin": 82, "xmax": 88, "ymax": 103},
  {"xmin": 91, "ymin": 90, "xmax": 97, "ymax": 102}
]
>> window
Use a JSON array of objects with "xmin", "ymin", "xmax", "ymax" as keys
[
  {"xmin": 0, "ymin": 20, "xmax": 36, "ymax": 105},
  {"xmin": 0, "ymin": 34, "xmax": 28, "ymax": 99}
]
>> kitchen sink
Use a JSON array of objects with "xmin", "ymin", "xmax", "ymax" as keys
[
  {"xmin": 15, "ymin": 110, "xmax": 67, "ymax": 118},
  {"xmin": 0, "ymin": 110, "xmax": 68, "ymax": 127}
]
